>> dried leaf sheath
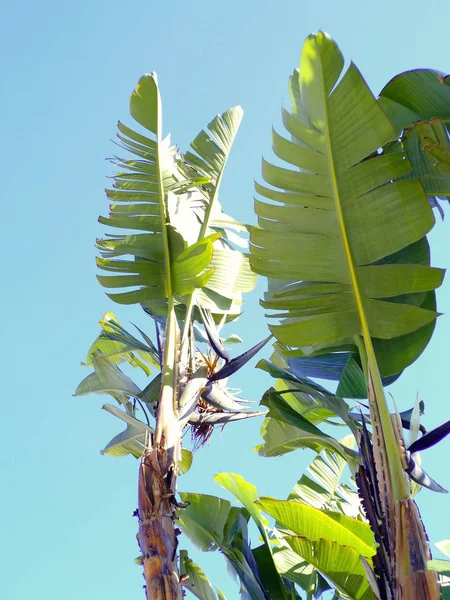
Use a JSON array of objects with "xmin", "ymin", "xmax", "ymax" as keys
[
  {"xmin": 391, "ymin": 413, "xmax": 440, "ymax": 599},
  {"xmin": 137, "ymin": 443, "xmax": 183, "ymax": 600},
  {"xmin": 358, "ymin": 376, "xmax": 440, "ymax": 600},
  {"xmin": 357, "ymin": 416, "xmax": 392, "ymax": 599},
  {"xmin": 393, "ymin": 498, "xmax": 440, "ymax": 599}
]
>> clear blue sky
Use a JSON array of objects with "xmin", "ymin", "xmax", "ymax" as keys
[{"xmin": 2, "ymin": 1, "xmax": 450, "ymax": 598}]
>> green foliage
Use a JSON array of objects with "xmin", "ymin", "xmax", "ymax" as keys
[
  {"xmin": 250, "ymin": 32, "xmax": 444, "ymax": 390},
  {"xmin": 78, "ymin": 27, "xmax": 450, "ymax": 600},
  {"xmin": 82, "ymin": 312, "xmax": 159, "ymax": 375},
  {"xmin": 379, "ymin": 69, "xmax": 450, "ymax": 200},
  {"xmin": 98, "ymin": 73, "xmax": 255, "ymax": 320},
  {"xmin": 289, "ymin": 436, "xmax": 361, "ymax": 516},
  {"xmin": 179, "ymin": 469, "xmax": 375, "ymax": 600},
  {"xmin": 178, "ymin": 492, "xmax": 276, "ymax": 599},
  {"xmin": 256, "ymin": 359, "xmax": 359, "ymax": 466},
  {"xmin": 179, "ymin": 550, "xmax": 225, "ymax": 600},
  {"xmin": 77, "ymin": 76, "xmax": 259, "ymax": 461},
  {"xmin": 258, "ymin": 498, "xmax": 375, "ymax": 558}
]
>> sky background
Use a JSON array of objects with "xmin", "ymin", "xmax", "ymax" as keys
[{"xmin": 2, "ymin": 0, "xmax": 450, "ymax": 598}]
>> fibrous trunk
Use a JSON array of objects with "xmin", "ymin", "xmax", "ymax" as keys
[{"xmin": 136, "ymin": 441, "xmax": 183, "ymax": 600}]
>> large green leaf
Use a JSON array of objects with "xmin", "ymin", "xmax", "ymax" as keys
[
  {"xmin": 180, "ymin": 106, "xmax": 257, "ymax": 320},
  {"xmin": 250, "ymin": 32, "xmax": 444, "ymax": 380},
  {"xmin": 259, "ymin": 498, "xmax": 375, "ymax": 558},
  {"xmin": 257, "ymin": 414, "xmax": 356, "ymax": 465},
  {"xmin": 177, "ymin": 493, "xmax": 232, "ymax": 551},
  {"xmin": 269, "ymin": 546, "xmax": 319, "ymax": 592},
  {"xmin": 214, "ymin": 473, "xmax": 289, "ymax": 600},
  {"xmin": 251, "ymin": 544, "xmax": 301, "ymax": 600},
  {"xmin": 290, "ymin": 436, "xmax": 361, "ymax": 517},
  {"xmin": 379, "ymin": 69, "xmax": 450, "ymax": 199},
  {"xmin": 398, "ymin": 120, "xmax": 450, "ymax": 198},
  {"xmin": 257, "ymin": 358, "xmax": 354, "ymax": 427},
  {"xmin": 100, "ymin": 423, "xmax": 145, "ymax": 458},
  {"xmin": 278, "ymin": 537, "xmax": 374, "ymax": 600},
  {"xmin": 281, "ymin": 440, "xmax": 359, "ymax": 596},
  {"xmin": 214, "ymin": 473, "xmax": 266, "ymax": 543},
  {"xmin": 178, "ymin": 494, "xmax": 271, "ymax": 600},
  {"xmin": 98, "ymin": 78, "xmax": 256, "ymax": 322},
  {"xmin": 256, "ymin": 381, "xmax": 359, "ymax": 465},
  {"xmin": 379, "ymin": 69, "xmax": 450, "ymax": 125},
  {"xmin": 76, "ymin": 342, "xmax": 153, "ymax": 457},
  {"xmin": 282, "ymin": 239, "xmax": 440, "ymax": 387},
  {"xmin": 97, "ymin": 74, "xmax": 212, "ymax": 315}
]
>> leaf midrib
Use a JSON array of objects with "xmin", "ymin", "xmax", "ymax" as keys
[{"xmin": 318, "ymin": 54, "xmax": 409, "ymax": 500}]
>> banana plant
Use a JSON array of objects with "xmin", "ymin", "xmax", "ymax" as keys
[
  {"xmin": 76, "ymin": 32, "xmax": 450, "ymax": 600},
  {"xmin": 249, "ymin": 31, "xmax": 446, "ymax": 598},
  {"xmin": 76, "ymin": 73, "xmax": 264, "ymax": 599}
]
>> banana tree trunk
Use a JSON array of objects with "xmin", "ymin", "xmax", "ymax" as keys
[
  {"xmin": 136, "ymin": 437, "xmax": 183, "ymax": 600},
  {"xmin": 136, "ymin": 312, "xmax": 184, "ymax": 600}
]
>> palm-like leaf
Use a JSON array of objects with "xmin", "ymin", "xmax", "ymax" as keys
[
  {"xmin": 75, "ymin": 349, "xmax": 153, "ymax": 457},
  {"xmin": 206, "ymin": 472, "xmax": 374, "ymax": 600},
  {"xmin": 277, "ymin": 537, "xmax": 374, "ymax": 600},
  {"xmin": 75, "ymin": 351, "xmax": 142, "ymax": 399},
  {"xmin": 249, "ymin": 31, "xmax": 445, "ymax": 484},
  {"xmin": 98, "ymin": 75, "xmax": 214, "ymax": 314},
  {"xmin": 256, "ymin": 357, "xmax": 359, "ymax": 463},
  {"xmin": 100, "ymin": 423, "xmax": 146, "ymax": 458},
  {"xmin": 180, "ymin": 108, "xmax": 257, "ymax": 321},
  {"xmin": 97, "ymin": 76, "xmax": 255, "ymax": 321},
  {"xmin": 250, "ymin": 33, "xmax": 444, "ymax": 379}
]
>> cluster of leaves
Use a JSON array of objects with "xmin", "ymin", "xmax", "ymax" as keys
[
  {"xmin": 76, "ymin": 79, "xmax": 264, "ymax": 459},
  {"xmin": 77, "ymin": 31, "xmax": 450, "ymax": 600},
  {"xmin": 179, "ymin": 465, "xmax": 374, "ymax": 599},
  {"xmin": 175, "ymin": 33, "xmax": 450, "ymax": 599}
]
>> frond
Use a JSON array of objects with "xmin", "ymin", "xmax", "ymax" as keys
[{"xmin": 250, "ymin": 32, "xmax": 444, "ymax": 385}]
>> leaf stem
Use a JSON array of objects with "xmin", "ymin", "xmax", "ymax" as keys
[
  {"xmin": 356, "ymin": 334, "xmax": 409, "ymax": 500},
  {"xmin": 180, "ymin": 155, "xmax": 226, "ymax": 348},
  {"xmin": 320, "ymin": 54, "xmax": 408, "ymax": 502},
  {"xmin": 153, "ymin": 79, "xmax": 178, "ymax": 445}
]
